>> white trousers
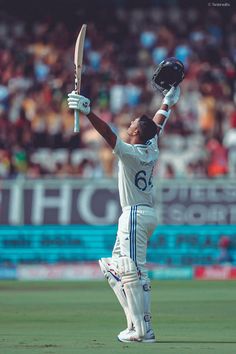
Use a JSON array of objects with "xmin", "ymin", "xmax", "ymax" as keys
[{"xmin": 112, "ymin": 205, "xmax": 158, "ymax": 282}]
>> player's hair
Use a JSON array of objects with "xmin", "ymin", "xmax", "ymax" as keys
[{"xmin": 138, "ymin": 115, "xmax": 157, "ymax": 143}]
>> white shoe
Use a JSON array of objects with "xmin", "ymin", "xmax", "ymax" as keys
[
  {"xmin": 117, "ymin": 329, "xmax": 142, "ymax": 342},
  {"xmin": 142, "ymin": 329, "xmax": 157, "ymax": 343},
  {"xmin": 118, "ymin": 327, "xmax": 134, "ymax": 337},
  {"xmin": 117, "ymin": 328, "xmax": 156, "ymax": 343}
]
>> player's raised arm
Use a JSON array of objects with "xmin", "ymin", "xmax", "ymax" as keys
[
  {"xmin": 152, "ymin": 86, "xmax": 180, "ymax": 135},
  {"xmin": 67, "ymin": 91, "xmax": 117, "ymax": 149}
]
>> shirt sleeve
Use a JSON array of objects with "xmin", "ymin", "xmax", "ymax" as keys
[
  {"xmin": 146, "ymin": 135, "xmax": 158, "ymax": 152},
  {"xmin": 113, "ymin": 137, "xmax": 136, "ymax": 161},
  {"xmin": 151, "ymin": 134, "xmax": 158, "ymax": 147}
]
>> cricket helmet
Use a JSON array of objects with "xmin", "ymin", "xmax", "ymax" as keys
[{"xmin": 152, "ymin": 57, "xmax": 185, "ymax": 92}]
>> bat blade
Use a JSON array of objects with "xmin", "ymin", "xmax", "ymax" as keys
[{"xmin": 74, "ymin": 24, "xmax": 87, "ymax": 133}]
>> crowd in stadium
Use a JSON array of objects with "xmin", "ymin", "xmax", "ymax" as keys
[{"xmin": 0, "ymin": 4, "xmax": 236, "ymax": 179}]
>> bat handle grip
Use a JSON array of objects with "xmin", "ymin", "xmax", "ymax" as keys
[{"xmin": 74, "ymin": 110, "xmax": 80, "ymax": 133}]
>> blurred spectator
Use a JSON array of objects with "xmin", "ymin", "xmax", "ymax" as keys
[
  {"xmin": 198, "ymin": 83, "xmax": 217, "ymax": 139},
  {"xmin": 12, "ymin": 146, "xmax": 28, "ymax": 174},
  {"xmin": 26, "ymin": 162, "xmax": 43, "ymax": 178},
  {"xmin": 217, "ymin": 236, "xmax": 233, "ymax": 264},
  {"xmin": 206, "ymin": 138, "xmax": 228, "ymax": 178},
  {"xmin": 99, "ymin": 142, "xmax": 116, "ymax": 177},
  {"xmin": 223, "ymin": 108, "xmax": 236, "ymax": 177},
  {"xmin": 164, "ymin": 163, "xmax": 175, "ymax": 179},
  {"xmin": 0, "ymin": 149, "xmax": 11, "ymax": 178}
]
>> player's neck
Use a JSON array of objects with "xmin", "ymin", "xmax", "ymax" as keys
[{"xmin": 129, "ymin": 135, "xmax": 144, "ymax": 145}]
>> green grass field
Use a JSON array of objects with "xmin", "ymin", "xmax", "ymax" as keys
[{"xmin": 0, "ymin": 280, "xmax": 235, "ymax": 354}]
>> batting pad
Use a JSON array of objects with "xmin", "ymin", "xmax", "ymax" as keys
[
  {"xmin": 141, "ymin": 279, "xmax": 153, "ymax": 332},
  {"xmin": 118, "ymin": 256, "xmax": 146, "ymax": 338},
  {"xmin": 99, "ymin": 258, "xmax": 132, "ymax": 330}
]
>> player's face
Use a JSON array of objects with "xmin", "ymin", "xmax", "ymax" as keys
[{"xmin": 127, "ymin": 117, "xmax": 140, "ymax": 136}]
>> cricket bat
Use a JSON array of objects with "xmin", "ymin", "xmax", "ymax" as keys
[{"xmin": 74, "ymin": 24, "xmax": 87, "ymax": 133}]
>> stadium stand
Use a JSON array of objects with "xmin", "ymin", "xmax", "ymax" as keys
[{"xmin": 0, "ymin": 1, "xmax": 235, "ymax": 179}]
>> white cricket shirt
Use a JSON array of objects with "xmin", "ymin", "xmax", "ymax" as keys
[{"xmin": 113, "ymin": 136, "xmax": 159, "ymax": 208}]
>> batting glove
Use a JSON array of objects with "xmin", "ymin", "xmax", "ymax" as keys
[
  {"xmin": 67, "ymin": 91, "xmax": 91, "ymax": 115},
  {"xmin": 162, "ymin": 86, "xmax": 180, "ymax": 107}
]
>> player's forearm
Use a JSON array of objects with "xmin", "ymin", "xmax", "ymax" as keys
[
  {"xmin": 87, "ymin": 111, "xmax": 109, "ymax": 134},
  {"xmin": 152, "ymin": 86, "xmax": 180, "ymax": 135},
  {"xmin": 67, "ymin": 92, "xmax": 117, "ymax": 148},
  {"xmin": 152, "ymin": 103, "xmax": 170, "ymax": 134},
  {"xmin": 153, "ymin": 103, "xmax": 169, "ymax": 125},
  {"xmin": 87, "ymin": 111, "xmax": 117, "ymax": 149}
]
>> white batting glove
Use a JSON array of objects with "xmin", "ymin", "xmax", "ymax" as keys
[
  {"xmin": 162, "ymin": 86, "xmax": 180, "ymax": 107},
  {"xmin": 67, "ymin": 91, "xmax": 91, "ymax": 115}
]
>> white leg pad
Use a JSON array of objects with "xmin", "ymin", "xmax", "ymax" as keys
[
  {"xmin": 99, "ymin": 258, "xmax": 132, "ymax": 330},
  {"xmin": 141, "ymin": 279, "xmax": 153, "ymax": 332},
  {"xmin": 118, "ymin": 256, "xmax": 146, "ymax": 339}
]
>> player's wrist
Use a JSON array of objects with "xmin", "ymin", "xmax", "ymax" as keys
[{"xmin": 160, "ymin": 103, "xmax": 169, "ymax": 111}]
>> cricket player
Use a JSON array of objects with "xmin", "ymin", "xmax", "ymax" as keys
[{"xmin": 67, "ymin": 59, "xmax": 182, "ymax": 343}]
